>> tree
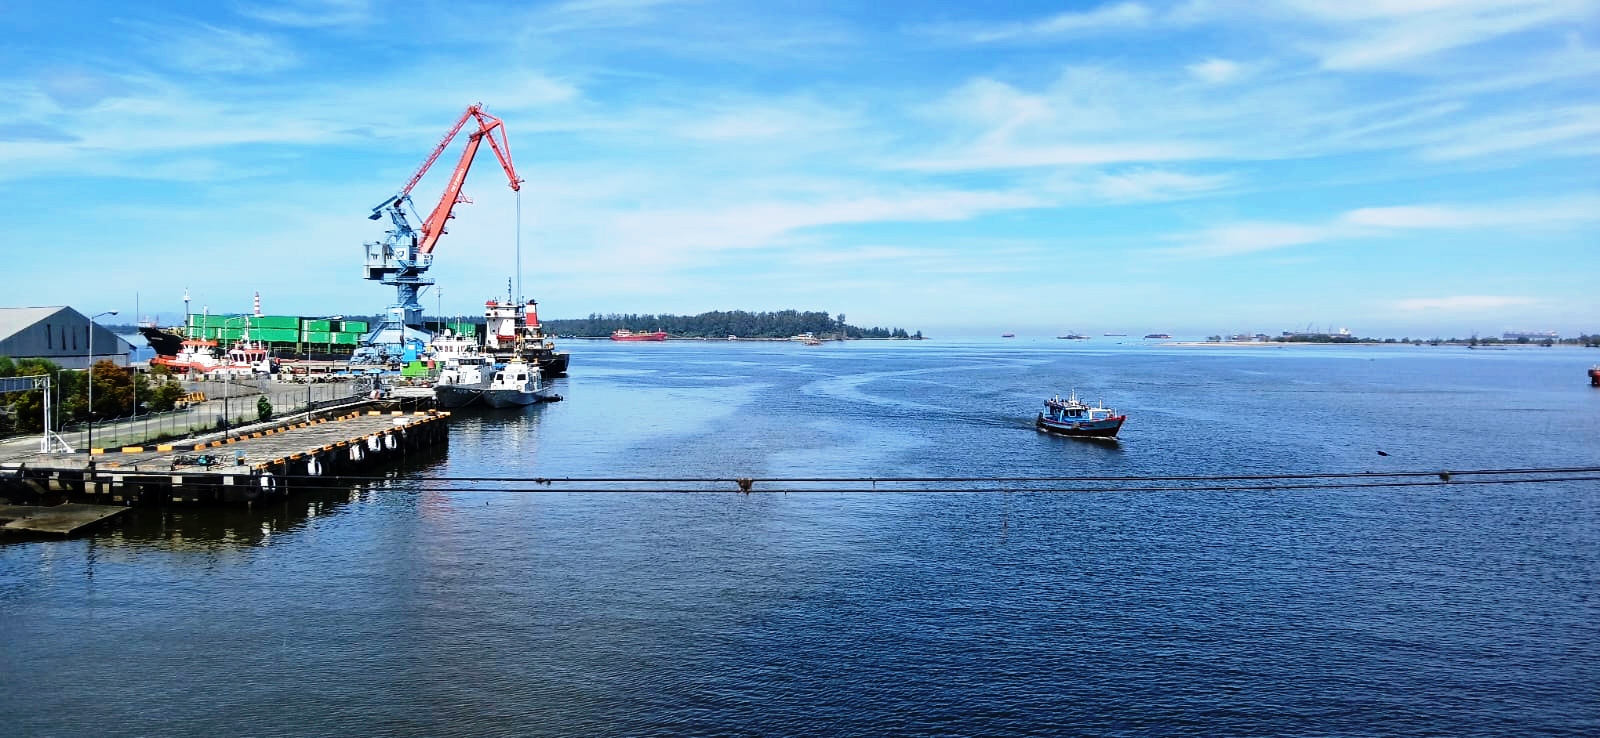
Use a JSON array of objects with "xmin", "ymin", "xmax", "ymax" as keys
[
  {"xmin": 89, "ymin": 360, "xmax": 134, "ymax": 419},
  {"xmin": 147, "ymin": 380, "xmax": 186, "ymax": 412},
  {"xmin": 257, "ymin": 396, "xmax": 273, "ymax": 421}
]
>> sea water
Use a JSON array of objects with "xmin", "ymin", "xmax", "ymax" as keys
[{"xmin": 3, "ymin": 339, "xmax": 1597, "ymax": 736}]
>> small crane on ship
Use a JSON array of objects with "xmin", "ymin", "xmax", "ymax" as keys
[{"xmin": 359, "ymin": 103, "xmax": 523, "ymax": 358}]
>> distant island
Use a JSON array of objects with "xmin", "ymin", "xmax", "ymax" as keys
[{"xmin": 541, "ymin": 310, "xmax": 922, "ymax": 340}]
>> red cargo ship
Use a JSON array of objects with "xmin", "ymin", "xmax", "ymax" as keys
[{"xmin": 611, "ymin": 329, "xmax": 667, "ymax": 342}]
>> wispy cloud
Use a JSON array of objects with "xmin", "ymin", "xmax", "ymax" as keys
[
  {"xmin": 235, "ymin": 0, "xmax": 373, "ymax": 27},
  {"xmin": 1392, "ymin": 295, "xmax": 1539, "ymax": 312},
  {"xmin": 1186, "ymin": 58, "xmax": 1248, "ymax": 84},
  {"xmin": 123, "ymin": 21, "xmax": 302, "ymax": 75},
  {"xmin": 603, "ymin": 188, "xmax": 1049, "ymax": 263},
  {"xmin": 1165, "ymin": 195, "xmax": 1600, "ymax": 258},
  {"xmin": 938, "ymin": 2, "xmax": 1154, "ymax": 43},
  {"xmin": 1297, "ymin": 0, "xmax": 1593, "ymax": 70}
]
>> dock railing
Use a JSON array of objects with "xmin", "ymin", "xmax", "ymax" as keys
[{"xmin": 39, "ymin": 376, "xmax": 368, "ymax": 451}]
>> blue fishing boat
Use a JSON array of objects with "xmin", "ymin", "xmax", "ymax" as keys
[{"xmin": 1036, "ymin": 391, "xmax": 1126, "ymax": 438}]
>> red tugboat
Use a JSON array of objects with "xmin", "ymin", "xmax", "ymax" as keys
[
  {"xmin": 1036, "ymin": 391, "xmax": 1127, "ymax": 439},
  {"xmin": 611, "ymin": 329, "xmax": 667, "ymax": 341},
  {"xmin": 1590, "ymin": 366, "xmax": 1600, "ymax": 387}
]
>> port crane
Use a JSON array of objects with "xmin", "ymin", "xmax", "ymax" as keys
[{"xmin": 360, "ymin": 104, "xmax": 523, "ymax": 355}]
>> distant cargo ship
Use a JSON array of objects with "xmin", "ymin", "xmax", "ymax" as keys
[
  {"xmin": 1103, "ymin": 333, "xmax": 1127, "ymax": 337},
  {"xmin": 1144, "ymin": 333, "xmax": 1171, "ymax": 339},
  {"xmin": 1001, "ymin": 333, "xmax": 1016, "ymax": 338},
  {"xmin": 612, "ymin": 329, "xmax": 667, "ymax": 342}
]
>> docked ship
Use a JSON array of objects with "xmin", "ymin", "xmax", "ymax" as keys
[
  {"xmin": 138, "ymin": 324, "xmax": 187, "ymax": 358},
  {"xmin": 483, "ymin": 298, "xmax": 570, "ymax": 376},
  {"xmin": 481, "ymin": 359, "xmax": 560, "ymax": 408},
  {"xmin": 1036, "ymin": 392, "xmax": 1126, "ymax": 439},
  {"xmin": 149, "ymin": 335, "xmax": 274, "ymax": 375},
  {"xmin": 612, "ymin": 329, "xmax": 667, "ymax": 341}
]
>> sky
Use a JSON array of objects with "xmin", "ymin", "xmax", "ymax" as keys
[{"xmin": 3, "ymin": 0, "xmax": 1597, "ymax": 337}]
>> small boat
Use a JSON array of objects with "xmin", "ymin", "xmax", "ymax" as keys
[
  {"xmin": 1036, "ymin": 391, "xmax": 1126, "ymax": 439},
  {"xmin": 432, "ymin": 355, "xmax": 495, "ymax": 408},
  {"xmin": 481, "ymin": 359, "xmax": 560, "ymax": 408},
  {"xmin": 1056, "ymin": 333, "xmax": 1089, "ymax": 340},
  {"xmin": 1590, "ymin": 365, "xmax": 1600, "ymax": 387},
  {"xmin": 612, "ymin": 329, "xmax": 667, "ymax": 342},
  {"xmin": 1001, "ymin": 333, "xmax": 1016, "ymax": 338}
]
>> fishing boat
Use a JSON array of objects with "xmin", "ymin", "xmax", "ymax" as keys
[
  {"xmin": 1001, "ymin": 333, "xmax": 1016, "ymax": 338},
  {"xmin": 481, "ymin": 359, "xmax": 560, "ymax": 408},
  {"xmin": 1036, "ymin": 391, "xmax": 1126, "ymax": 439},
  {"xmin": 612, "ymin": 329, "xmax": 667, "ymax": 342}
]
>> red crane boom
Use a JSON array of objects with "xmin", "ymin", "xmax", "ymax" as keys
[{"xmin": 399, "ymin": 104, "xmax": 523, "ymax": 255}]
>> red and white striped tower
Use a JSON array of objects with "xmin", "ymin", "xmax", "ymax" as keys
[{"xmin": 253, "ymin": 292, "xmax": 262, "ymax": 316}]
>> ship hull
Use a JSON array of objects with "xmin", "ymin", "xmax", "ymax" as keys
[
  {"xmin": 434, "ymin": 382, "xmax": 490, "ymax": 409},
  {"xmin": 480, "ymin": 387, "xmax": 560, "ymax": 408},
  {"xmin": 1036, "ymin": 415, "xmax": 1125, "ymax": 438}
]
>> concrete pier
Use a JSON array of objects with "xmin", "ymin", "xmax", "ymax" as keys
[
  {"xmin": 0, "ymin": 503, "xmax": 129, "ymax": 536},
  {"xmin": 0, "ymin": 409, "xmax": 450, "ymax": 507}
]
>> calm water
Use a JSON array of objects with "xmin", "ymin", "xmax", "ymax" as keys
[{"xmin": 4, "ymin": 340, "xmax": 1598, "ymax": 736}]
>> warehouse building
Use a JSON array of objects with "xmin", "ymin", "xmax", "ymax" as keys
[{"xmin": 0, "ymin": 306, "xmax": 133, "ymax": 369}]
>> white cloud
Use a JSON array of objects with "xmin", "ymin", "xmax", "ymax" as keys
[
  {"xmin": 235, "ymin": 0, "xmax": 372, "ymax": 27},
  {"xmin": 603, "ymin": 188, "xmax": 1048, "ymax": 261},
  {"xmin": 132, "ymin": 22, "xmax": 302, "ymax": 75},
  {"xmin": 678, "ymin": 100, "xmax": 860, "ymax": 141},
  {"xmin": 1291, "ymin": 0, "xmax": 1593, "ymax": 70},
  {"xmin": 1166, "ymin": 222, "xmax": 1331, "ymax": 258},
  {"xmin": 1164, "ymin": 194, "xmax": 1600, "ymax": 258},
  {"xmin": 961, "ymin": 2, "xmax": 1154, "ymax": 42},
  {"xmin": 901, "ymin": 141, "xmax": 1218, "ymax": 171},
  {"xmin": 1418, "ymin": 105, "xmax": 1600, "ymax": 161},
  {"xmin": 1392, "ymin": 295, "xmax": 1538, "ymax": 311},
  {"xmin": 1081, "ymin": 169, "xmax": 1234, "ymax": 202},
  {"xmin": 1186, "ymin": 58, "xmax": 1246, "ymax": 84}
]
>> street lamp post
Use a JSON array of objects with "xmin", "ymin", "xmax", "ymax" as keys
[
  {"xmin": 216, "ymin": 315, "xmax": 253, "ymax": 439},
  {"xmin": 86, "ymin": 310, "xmax": 118, "ymax": 453}
]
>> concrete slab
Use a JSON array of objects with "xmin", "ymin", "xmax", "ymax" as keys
[{"xmin": 0, "ymin": 503, "xmax": 128, "ymax": 536}]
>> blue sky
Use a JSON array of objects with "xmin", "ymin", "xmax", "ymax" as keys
[{"xmin": 4, "ymin": 0, "xmax": 1597, "ymax": 337}]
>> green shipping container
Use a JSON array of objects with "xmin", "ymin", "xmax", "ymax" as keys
[
  {"xmin": 305, "ymin": 331, "xmax": 332, "ymax": 343},
  {"xmin": 303, "ymin": 319, "xmax": 332, "ymax": 332},
  {"xmin": 256, "ymin": 328, "xmax": 299, "ymax": 342},
  {"xmin": 333, "ymin": 332, "xmax": 360, "ymax": 345},
  {"xmin": 253, "ymin": 315, "xmax": 299, "ymax": 329},
  {"xmin": 342, "ymin": 321, "xmax": 368, "ymax": 332}
]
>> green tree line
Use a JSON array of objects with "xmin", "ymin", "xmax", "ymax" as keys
[
  {"xmin": 0, "ymin": 357, "xmax": 187, "ymax": 435},
  {"xmin": 539, "ymin": 310, "xmax": 921, "ymax": 339}
]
